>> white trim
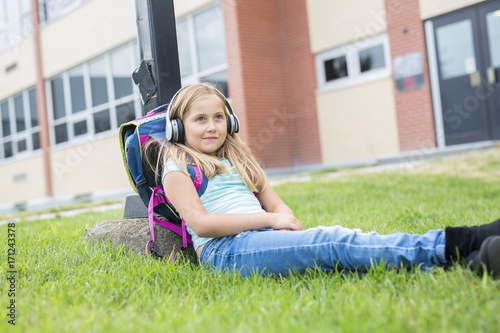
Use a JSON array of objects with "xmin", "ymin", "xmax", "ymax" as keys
[
  {"xmin": 2, "ymin": 98, "xmax": 14, "ymax": 158},
  {"xmin": 14, "ymin": 92, "xmax": 29, "ymax": 155},
  {"xmin": 22, "ymin": 89, "xmax": 32, "ymax": 151},
  {"xmin": 63, "ymin": 70, "xmax": 73, "ymax": 138},
  {"xmin": 45, "ymin": 79, "xmax": 55, "ymax": 146},
  {"xmin": 47, "ymin": 128, "xmax": 114, "ymax": 153},
  {"xmin": 425, "ymin": 20, "xmax": 445, "ymax": 148},
  {"xmin": 7, "ymin": 97, "xmax": 14, "ymax": 144},
  {"xmin": 315, "ymin": 34, "xmax": 392, "ymax": 95},
  {"xmin": 82, "ymin": 62, "xmax": 94, "ymax": 135},
  {"xmin": 104, "ymin": 52, "xmax": 117, "ymax": 130}
]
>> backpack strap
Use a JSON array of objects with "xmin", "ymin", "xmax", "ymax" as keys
[
  {"xmin": 146, "ymin": 166, "xmax": 207, "ymax": 260},
  {"xmin": 191, "ymin": 166, "xmax": 204, "ymax": 191},
  {"xmin": 146, "ymin": 186, "xmax": 193, "ymax": 259},
  {"xmin": 189, "ymin": 165, "xmax": 208, "ymax": 196}
]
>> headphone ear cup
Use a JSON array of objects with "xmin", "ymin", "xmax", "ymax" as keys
[
  {"xmin": 166, "ymin": 118, "xmax": 174, "ymax": 141},
  {"xmin": 227, "ymin": 115, "xmax": 234, "ymax": 135},
  {"xmin": 234, "ymin": 115, "xmax": 240, "ymax": 133},
  {"xmin": 174, "ymin": 118, "xmax": 184, "ymax": 143},
  {"xmin": 227, "ymin": 114, "xmax": 239, "ymax": 135}
]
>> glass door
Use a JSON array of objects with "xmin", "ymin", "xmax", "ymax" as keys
[
  {"xmin": 479, "ymin": 2, "xmax": 500, "ymax": 140},
  {"xmin": 432, "ymin": 8, "xmax": 490, "ymax": 145}
]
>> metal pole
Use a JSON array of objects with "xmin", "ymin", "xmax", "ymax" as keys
[
  {"xmin": 124, "ymin": 0, "xmax": 182, "ymax": 218},
  {"xmin": 133, "ymin": 0, "xmax": 182, "ymax": 114}
]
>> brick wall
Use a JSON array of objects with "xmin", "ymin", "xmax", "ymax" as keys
[
  {"xmin": 222, "ymin": 0, "xmax": 321, "ymax": 168},
  {"xmin": 385, "ymin": 0, "xmax": 436, "ymax": 151},
  {"xmin": 281, "ymin": 0, "xmax": 321, "ymax": 165}
]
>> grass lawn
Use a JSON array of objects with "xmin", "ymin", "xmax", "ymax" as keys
[{"xmin": 1, "ymin": 145, "xmax": 500, "ymax": 332}]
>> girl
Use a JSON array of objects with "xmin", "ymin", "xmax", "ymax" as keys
[{"xmin": 157, "ymin": 83, "xmax": 500, "ymax": 278}]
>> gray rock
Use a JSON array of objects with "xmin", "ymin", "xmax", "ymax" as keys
[{"xmin": 84, "ymin": 218, "xmax": 196, "ymax": 262}]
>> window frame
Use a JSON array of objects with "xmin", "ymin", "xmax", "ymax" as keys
[
  {"xmin": 45, "ymin": 41, "xmax": 141, "ymax": 149},
  {"xmin": 315, "ymin": 34, "xmax": 392, "ymax": 94},
  {"xmin": 0, "ymin": 87, "xmax": 41, "ymax": 161}
]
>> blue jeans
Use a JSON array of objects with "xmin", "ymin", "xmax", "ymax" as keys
[{"xmin": 199, "ymin": 226, "xmax": 447, "ymax": 277}]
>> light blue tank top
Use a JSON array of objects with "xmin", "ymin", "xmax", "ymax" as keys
[{"xmin": 163, "ymin": 158, "xmax": 265, "ymax": 250}]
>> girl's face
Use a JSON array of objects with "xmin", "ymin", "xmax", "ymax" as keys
[{"xmin": 183, "ymin": 95, "xmax": 227, "ymax": 155}]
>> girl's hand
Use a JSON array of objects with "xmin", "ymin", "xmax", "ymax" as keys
[{"xmin": 270, "ymin": 213, "xmax": 303, "ymax": 231}]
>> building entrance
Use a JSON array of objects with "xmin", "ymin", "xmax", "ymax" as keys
[{"xmin": 429, "ymin": 1, "xmax": 500, "ymax": 146}]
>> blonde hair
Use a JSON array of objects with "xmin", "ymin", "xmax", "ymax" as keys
[{"xmin": 146, "ymin": 83, "xmax": 267, "ymax": 193}]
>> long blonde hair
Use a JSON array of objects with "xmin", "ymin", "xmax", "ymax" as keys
[{"xmin": 147, "ymin": 83, "xmax": 267, "ymax": 193}]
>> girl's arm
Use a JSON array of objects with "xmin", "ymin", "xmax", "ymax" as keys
[
  {"xmin": 254, "ymin": 182, "xmax": 301, "ymax": 231},
  {"xmin": 163, "ymin": 171, "xmax": 302, "ymax": 238},
  {"xmin": 254, "ymin": 182, "xmax": 295, "ymax": 216}
]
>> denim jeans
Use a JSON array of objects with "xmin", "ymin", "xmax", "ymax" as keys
[{"xmin": 198, "ymin": 225, "xmax": 447, "ymax": 277}]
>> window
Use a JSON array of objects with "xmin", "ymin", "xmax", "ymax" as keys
[
  {"xmin": 324, "ymin": 56, "xmax": 348, "ymax": 82},
  {"xmin": 0, "ymin": 87, "xmax": 41, "ymax": 161},
  {"xmin": 14, "ymin": 95, "xmax": 26, "ymax": 132},
  {"xmin": 54, "ymin": 123, "xmax": 68, "ymax": 144},
  {"xmin": 116, "ymin": 101, "xmax": 136, "ymax": 126},
  {"xmin": 315, "ymin": 34, "xmax": 391, "ymax": 93},
  {"xmin": 359, "ymin": 45, "xmax": 386, "ymax": 72},
  {"xmin": 69, "ymin": 67, "xmax": 86, "ymax": 113},
  {"xmin": 111, "ymin": 47, "xmax": 134, "ymax": 99},
  {"xmin": 0, "ymin": 0, "xmax": 32, "ymax": 52},
  {"xmin": 177, "ymin": 20, "xmax": 193, "ymax": 77},
  {"xmin": 93, "ymin": 109, "xmax": 111, "ymax": 134},
  {"xmin": 29, "ymin": 89, "xmax": 38, "ymax": 127},
  {"xmin": 89, "ymin": 57, "xmax": 109, "ymax": 107},
  {"xmin": 73, "ymin": 120, "xmax": 87, "ymax": 137},
  {"xmin": 51, "ymin": 77, "xmax": 66, "ymax": 120},
  {"xmin": 46, "ymin": 42, "xmax": 140, "ymax": 147},
  {"xmin": 1, "ymin": 101, "xmax": 11, "ymax": 137},
  {"xmin": 177, "ymin": 3, "xmax": 229, "ymax": 96}
]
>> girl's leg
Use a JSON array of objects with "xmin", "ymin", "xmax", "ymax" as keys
[
  {"xmin": 445, "ymin": 217, "xmax": 500, "ymax": 260},
  {"xmin": 199, "ymin": 226, "xmax": 446, "ymax": 277}
]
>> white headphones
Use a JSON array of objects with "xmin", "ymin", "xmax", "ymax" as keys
[{"xmin": 165, "ymin": 85, "xmax": 240, "ymax": 143}]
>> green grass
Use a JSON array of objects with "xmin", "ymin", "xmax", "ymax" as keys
[{"xmin": 1, "ymin": 147, "xmax": 500, "ymax": 332}]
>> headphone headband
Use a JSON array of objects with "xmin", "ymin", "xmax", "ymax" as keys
[{"xmin": 165, "ymin": 84, "xmax": 240, "ymax": 142}]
